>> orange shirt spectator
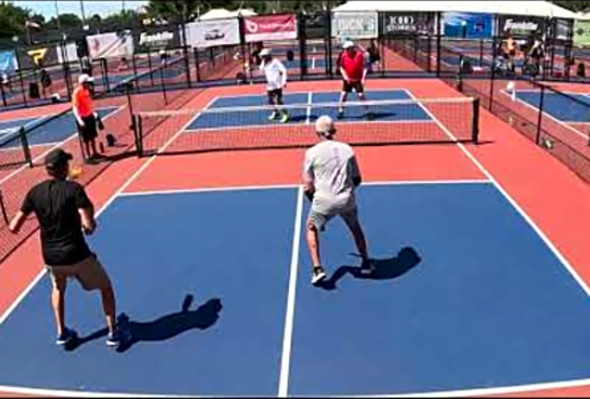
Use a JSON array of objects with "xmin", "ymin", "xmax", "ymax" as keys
[{"xmin": 72, "ymin": 80, "xmax": 94, "ymax": 118}]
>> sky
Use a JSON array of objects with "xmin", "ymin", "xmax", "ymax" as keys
[{"xmin": 12, "ymin": 1, "xmax": 149, "ymax": 19}]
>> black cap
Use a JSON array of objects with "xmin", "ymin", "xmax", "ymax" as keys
[{"xmin": 44, "ymin": 148, "xmax": 72, "ymax": 168}]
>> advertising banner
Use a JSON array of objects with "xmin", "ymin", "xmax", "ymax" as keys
[
  {"xmin": 134, "ymin": 24, "xmax": 183, "ymax": 52},
  {"xmin": 17, "ymin": 45, "xmax": 60, "ymax": 69},
  {"xmin": 244, "ymin": 14, "xmax": 298, "ymax": 42},
  {"xmin": 184, "ymin": 18, "xmax": 241, "ymax": 48},
  {"xmin": 498, "ymin": 15, "xmax": 546, "ymax": 37},
  {"xmin": 0, "ymin": 50, "xmax": 16, "ymax": 73},
  {"xmin": 381, "ymin": 12, "xmax": 434, "ymax": 36},
  {"xmin": 57, "ymin": 42, "xmax": 78, "ymax": 64},
  {"xmin": 332, "ymin": 11, "xmax": 378, "ymax": 39},
  {"xmin": 87, "ymin": 31, "xmax": 134, "ymax": 59},
  {"xmin": 554, "ymin": 18, "xmax": 573, "ymax": 41},
  {"xmin": 441, "ymin": 12, "xmax": 494, "ymax": 38}
]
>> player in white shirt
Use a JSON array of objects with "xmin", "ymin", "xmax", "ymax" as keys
[
  {"xmin": 303, "ymin": 115, "xmax": 374, "ymax": 285},
  {"xmin": 260, "ymin": 48, "xmax": 289, "ymax": 123}
]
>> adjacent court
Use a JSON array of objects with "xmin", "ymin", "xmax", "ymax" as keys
[{"xmin": 0, "ymin": 106, "xmax": 119, "ymax": 148}]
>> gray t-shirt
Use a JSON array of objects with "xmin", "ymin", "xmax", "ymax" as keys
[{"xmin": 303, "ymin": 140, "xmax": 361, "ymax": 214}]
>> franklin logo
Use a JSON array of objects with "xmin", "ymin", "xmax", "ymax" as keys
[
  {"xmin": 139, "ymin": 31, "xmax": 174, "ymax": 46},
  {"xmin": 503, "ymin": 19, "xmax": 538, "ymax": 32}
]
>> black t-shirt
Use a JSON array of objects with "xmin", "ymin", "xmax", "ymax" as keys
[{"xmin": 21, "ymin": 179, "xmax": 93, "ymax": 266}]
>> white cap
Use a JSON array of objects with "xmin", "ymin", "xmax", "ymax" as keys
[
  {"xmin": 315, "ymin": 115, "xmax": 335, "ymax": 137},
  {"xmin": 260, "ymin": 48, "xmax": 271, "ymax": 57},
  {"xmin": 78, "ymin": 74, "xmax": 94, "ymax": 84},
  {"xmin": 343, "ymin": 41, "xmax": 355, "ymax": 49}
]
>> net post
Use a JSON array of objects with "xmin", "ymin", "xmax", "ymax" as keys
[
  {"xmin": 159, "ymin": 59, "xmax": 168, "ymax": 105},
  {"xmin": 102, "ymin": 58, "xmax": 110, "ymax": 93},
  {"xmin": 137, "ymin": 114, "xmax": 144, "ymax": 157},
  {"xmin": 181, "ymin": 19, "xmax": 192, "ymax": 88},
  {"xmin": 0, "ymin": 189, "xmax": 8, "ymax": 226},
  {"xmin": 488, "ymin": 35, "xmax": 497, "ymax": 111},
  {"xmin": 471, "ymin": 97, "xmax": 480, "ymax": 144},
  {"xmin": 299, "ymin": 12, "xmax": 307, "ymax": 80},
  {"xmin": 435, "ymin": 12, "xmax": 441, "ymax": 77},
  {"xmin": 535, "ymin": 84, "xmax": 545, "ymax": 145},
  {"xmin": 194, "ymin": 47, "xmax": 201, "ymax": 82},
  {"xmin": 19, "ymin": 127, "xmax": 32, "ymax": 168},
  {"xmin": 0, "ymin": 79, "xmax": 7, "ymax": 107}
]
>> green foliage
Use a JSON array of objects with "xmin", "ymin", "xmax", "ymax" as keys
[
  {"xmin": 45, "ymin": 13, "xmax": 83, "ymax": 30},
  {"xmin": 551, "ymin": 1, "xmax": 590, "ymax": 12}
]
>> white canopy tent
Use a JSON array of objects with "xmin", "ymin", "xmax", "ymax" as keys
[
  {"xmin": 198, "ymin": 8, "xmax": 257, "ymax": 21},
  {"xmin": 333, "ymin": 1, "xmax": 579, "ymax": 20}
]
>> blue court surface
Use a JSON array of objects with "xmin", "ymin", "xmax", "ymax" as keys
[
  {"xmin": 1, "ymin": 182, "xmax": 590, "ymax": 396},
  {"xmin": 0, "ymin": 106, "xmax": 119, "ymax": 147},
  {"xmin": 187, "ymin": 89, "xmax": 431, "ymax": 131},
  {"xmin": 512, "ymin": 90, "xmax": 590, "ymax": 123}
]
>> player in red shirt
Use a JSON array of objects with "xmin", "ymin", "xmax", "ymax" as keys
[{"xmin": 338, "ymin": 41, "xmax": 371, "ymax": 119}]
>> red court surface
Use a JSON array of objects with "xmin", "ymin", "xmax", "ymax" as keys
[{"xmin": 2, "ymin": 77, "xmax": 590, "ymax": 396}]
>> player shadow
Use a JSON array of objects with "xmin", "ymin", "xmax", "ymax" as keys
[
  {"xmin": 64, "ymin": 295, "xmax": 222, "ymax": 353},
  {"xmin": 309, "ymin": 110, "xmax": 395, "ymax": 121},
  {"xmin": 316, "ymin": 246, "xmax": 421, "ymax": 291}
]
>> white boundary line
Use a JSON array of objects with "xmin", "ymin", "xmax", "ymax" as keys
[
  {"xmin": 360, "ymin": 377, "xmax": 590, "ymax": 398},
  {"xmin": 0, "ymin": 141, "xmax": 61, "ymax": 153},
  {"xmin": 405, "ymin": 88, "xmax": 590, "ymax": 300},
  {"xmin": 118, "ymin": 180, "xmax": 492, "ymax": 198},
  {"xmin": 277, "ymin": 186, "xmax": 303, "ymax": 398},
  {"xmin": 498, "ymin": 89, "xmax": 589, "ymax": 141},
  {"xmin": 0, "ymin": 104, "xmax": 125, "ymax": 186},
  {"xmin": 207, "ymin": 88, "xmax": 412, "ymax": 106}
]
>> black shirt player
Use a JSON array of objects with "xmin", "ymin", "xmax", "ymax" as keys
[{"xmin": 9, "ymin": 148, "xmax": 120, "ymax": 347}]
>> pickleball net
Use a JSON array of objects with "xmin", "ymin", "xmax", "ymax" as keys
[{"xmin": 133, "ymin": 96, "xmax": 479, "ymax": 156}]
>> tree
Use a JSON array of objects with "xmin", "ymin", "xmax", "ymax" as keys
[
  {"xmin": 0, "ymin": 1, "xmax": 34, "ymax": 38},
  {"xmin": 46, "ymin": 13, "xmax": 83, "ymax": 30},
  {"xmin": 146, "ymin": 0, "xmax": 213, "ymax": 22},
  {"xmin": 551, "ymin": 1, "xmax": 590, "ymax": 12}
]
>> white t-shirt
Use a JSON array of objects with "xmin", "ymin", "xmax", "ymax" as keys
[
  {"xmin": 303, "ymin": 140, "xmax": 361, "ymax": 213},
  {"xmin": 260, "ymin": 58, "xmax": 287, "ymax": 91}
]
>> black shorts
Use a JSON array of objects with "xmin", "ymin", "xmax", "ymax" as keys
[
  {"xmin": 267, "ymin": 89, "xmax": 283, "ymax": 104},
  {"xmin": 77, "ymin": 115, "xmax": 98, "ymax": 143},
  {"xmin": 342, "ymin": 80, "xmax": 364, "ymax": 94}
]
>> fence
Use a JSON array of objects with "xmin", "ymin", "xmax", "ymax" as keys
[
  {"xmin": 0, "ymin": 83, "xmax": 134, "ymax": 263},
  {"xmin": 442, "ymin": 53, "xmax": 590, "ymax": 185},
  {"xmin": 0, "ymin": 9, "xmax": 586, "ymax": 113}
]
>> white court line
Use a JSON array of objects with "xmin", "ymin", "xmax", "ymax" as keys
[
  {"xmin": 359, "ymin": 377, "xmax": 590, "ymax": 398},
  {"xmin": 208, "ymin": 88, "xmax": 411, "ymax": 105},
  {"xmin": 0, "ymin": 104, "xmax": 125, "ymax": 186},
  {"xmin": 118, "ymin": 179, "xmax": 492, "ymax": 198},
  {"xmin": 405, "ymin": 88, "xmax": 590, "ymax": 308},
  {"xmin": 277, "ymin": 186, "xmax": 303, "ymax": 398},
  {"xmin": 498, "ymin": 89, "xmax": 589, "ymax": 141},
  {"xmin": 0, "ymin": 384, "xmax": 196, "ymax": 398},
  {"xmin": 0, "ymin": 141, "xmax": 61, "ymax": 153}
]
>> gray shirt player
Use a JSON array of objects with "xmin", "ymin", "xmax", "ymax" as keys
[{"xmin": 303, "ymin": 140, "xmax": 361, "ymax": 230}]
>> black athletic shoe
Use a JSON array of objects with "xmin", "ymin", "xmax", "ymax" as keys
[
  {"xmin": 360, "ymin": 258, "xmax": 376, "ymax": 275},
  {"xmin": 311, "ymin": 266, "xmax": 327, "ymax": 285}
]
